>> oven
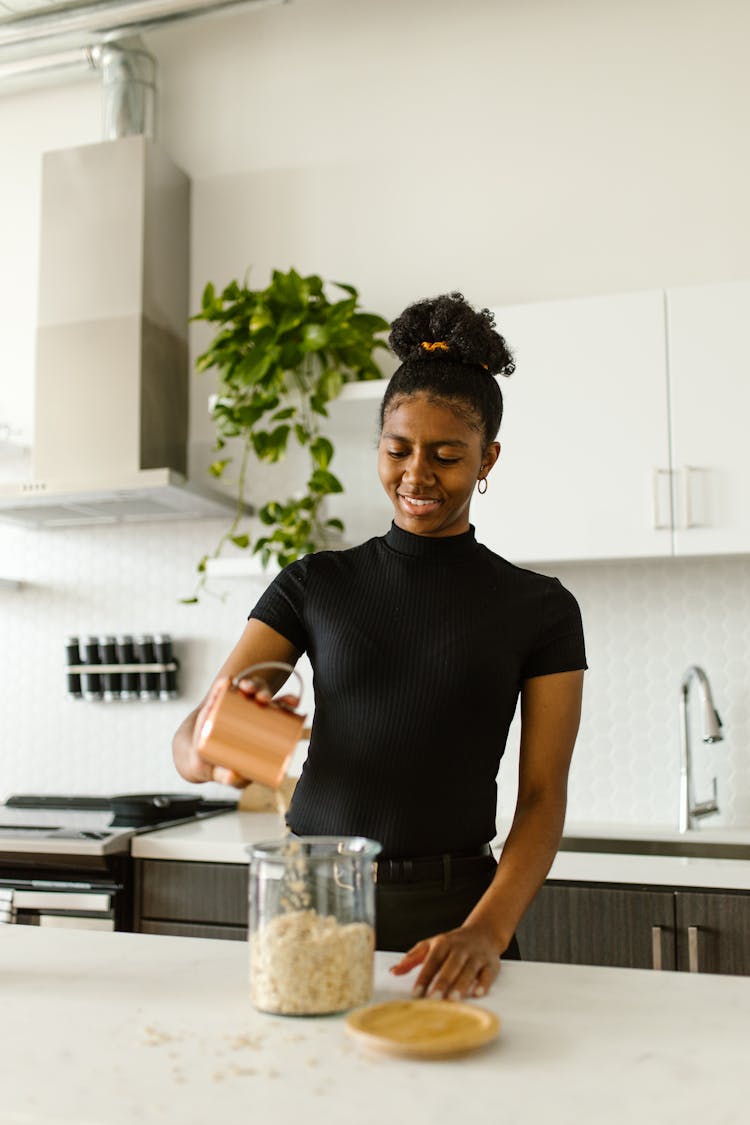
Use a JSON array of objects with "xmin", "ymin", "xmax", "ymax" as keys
[{"xmin": 0, "ymin": 794, "xmax": 234, "ymax": 932}]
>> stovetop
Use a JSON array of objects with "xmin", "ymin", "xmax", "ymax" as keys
[{"xmin": 0, "ymin": 794, "xmax": 237, "ymax": 857}]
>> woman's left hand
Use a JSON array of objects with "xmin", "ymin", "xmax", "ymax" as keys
[{"xmin": 389, "ymin": 922, "xmax": 502, "ymax": 1000}]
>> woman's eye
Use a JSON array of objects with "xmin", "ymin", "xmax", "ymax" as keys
[
  {"xmin": 387, "ymin": 449, "xmax": 408, "ymax": 459},
  {"xmin": 436, "ymin": 456, "xmax": 460, "ymax": 465}
]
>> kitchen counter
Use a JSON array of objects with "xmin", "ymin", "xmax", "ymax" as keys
[
  {"xmin": 132, "ymin": 811, "xmax": 750, "ymax": 890},
  {"xmin": 2, "ymin": 926, "xmax": 749, "ymax": 1125},
  {"xmin": 132, "ymin": 809, "xmax": 285, "ymax": 863}
]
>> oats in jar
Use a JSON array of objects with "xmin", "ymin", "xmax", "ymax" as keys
[{"xmin": 250, "ymin": 908, "xmax": 375, "ymax": 1015}]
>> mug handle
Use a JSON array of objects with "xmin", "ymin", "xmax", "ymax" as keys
[{"xmin": 231, "ymin": 661, "xmax": 303, "ymax": 708}]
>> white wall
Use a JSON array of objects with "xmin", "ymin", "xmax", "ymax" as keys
[{"xmin": 1, "ymin": 0, "xmax": 749, "ymax": 827}]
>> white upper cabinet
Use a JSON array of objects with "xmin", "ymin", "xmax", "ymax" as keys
[
  {"xmin": 666, "ymin": 280, "xmax": 750, "ymax": 556},
  {"xmin": 472, "ymin": 290, "xmax": 672, "ymax": 563}
]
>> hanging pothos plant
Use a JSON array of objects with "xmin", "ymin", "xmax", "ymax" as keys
[{"xmin": 183, "ymin": 268, "xmax": 390, "ymax": 602}]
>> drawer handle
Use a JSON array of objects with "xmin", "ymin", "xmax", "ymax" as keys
[
  {"xmin": 652, "ymin": 468, "xmax": 672, "ymax": 530},
  {"xmin": 688, "ymin": 925, "xmax": 700, "ymax": 973},
  {"xmin": 651, "ymin": 925, "xmax": 664, "ymax": 971},
  {"xmin": 684, "ymin": 465, "xmax": 708, "ymax": 529}
]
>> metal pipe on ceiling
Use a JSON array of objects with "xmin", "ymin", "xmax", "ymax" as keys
[{"xmin": 0, "ymin": 0, "xmax": 288, "ymax": 53}]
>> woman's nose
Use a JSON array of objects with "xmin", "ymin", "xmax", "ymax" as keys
[{"xmin": 402, "ymin": 452, "xmax": 433, "ymax": 483}]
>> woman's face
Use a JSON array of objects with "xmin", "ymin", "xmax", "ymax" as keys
[{"xmin": 377, "ymin": 393, "xmax": 500, "ymax": 538}]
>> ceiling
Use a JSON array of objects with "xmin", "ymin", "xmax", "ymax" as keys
[{"xmin": 0, "ymin": 1, "xmax": 62, "ymax": 18}]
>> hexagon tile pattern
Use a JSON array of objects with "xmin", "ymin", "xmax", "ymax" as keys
[{"xmin": 1, "ymin": 519, "xmax": 749, "ymax": 831}]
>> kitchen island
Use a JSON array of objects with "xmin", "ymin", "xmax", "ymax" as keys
[{"xmin": 2, "ymin": 926, "xmax": 749, "ymax": 1125}]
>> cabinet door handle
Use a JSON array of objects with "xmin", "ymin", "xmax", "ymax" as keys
[
  {"xmin": 651, "ymin": 925, "xmax": 664, "ymax": 971},
  {"xmin": 688, "ymin": 925, "xmax": 700, "ymax": 973},
  {"xmin": 652, "ymin": 468, "xmax": 672, "ymax": 530},
  {"xmin": 684, "ymin": 465, "xmax": 707, "ymax": 529}
]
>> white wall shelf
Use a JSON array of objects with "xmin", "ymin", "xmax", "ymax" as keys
[
  {"xmin": 337, "ymin": 377, "xmax": 388, "ymax": 401},
  {"xmin": 204, "ymin": 555, "xmax": 277, "ymax": 579}
]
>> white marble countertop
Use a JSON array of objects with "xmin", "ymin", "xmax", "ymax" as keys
[
  {"xmin": 131, "ymin": 809, "xmax": 285, "ymax": 863},
  {"xmin": 1, "ymin": 926, "xmax": 748, "ymax": 1125},
  {"xmin": 547, "ymin": 849, "xmax": 750, "ymax": 890},
  {"xmin": 131, "ymin": 811, "xmax": 750, "ymax": 890}
]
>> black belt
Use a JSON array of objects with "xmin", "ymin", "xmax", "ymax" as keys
[{"xmin": 375, "ymin": 844, "xmax": 494, "ymax": 885}]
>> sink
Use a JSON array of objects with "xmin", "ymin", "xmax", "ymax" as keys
[{"xmin": 559, "ymin": 835, "xmax": 750, "ymax": 861}]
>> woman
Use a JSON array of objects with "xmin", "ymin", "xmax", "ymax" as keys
[{"xmin": 173, "ymin": 292, "xmax": 586, "ymax": 1002}]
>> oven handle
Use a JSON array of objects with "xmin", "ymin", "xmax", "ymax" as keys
[{"xmin": 0, "ymin": 878, "xmax": 121, "ymax": 892}]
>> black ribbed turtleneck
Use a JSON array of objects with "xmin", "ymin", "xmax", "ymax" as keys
[
  {"xmin": 383, "ymin": 521, "xmax": 479, "ymax": 558},
  {"xmin": 249, "ymin": 523, "xmax": 586, "ymax": 858}
]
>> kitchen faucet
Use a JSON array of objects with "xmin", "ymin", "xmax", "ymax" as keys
[{"xmin": 678, "ymin": 665, "xmax": 723, "ymax": 833}]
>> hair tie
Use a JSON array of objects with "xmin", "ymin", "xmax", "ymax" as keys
[{"xmin": 421, "ymin": 340, "xmax": 449, "ymax": 353}]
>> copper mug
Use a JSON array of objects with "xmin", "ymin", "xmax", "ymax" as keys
[{"xmin": 196, "ymin": 662, "xmax": 306, "ymax": 789}]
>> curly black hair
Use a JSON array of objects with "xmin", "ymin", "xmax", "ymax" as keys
[{"xmin": 380, "ymin": 292, "xmax": 515, "ymax": 445}]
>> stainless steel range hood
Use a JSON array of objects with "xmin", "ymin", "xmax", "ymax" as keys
[{"xmin": 0, "ymin": 132, "xmax": 238, "ymax": 528}]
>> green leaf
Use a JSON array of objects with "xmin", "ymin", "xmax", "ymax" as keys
[
  {"xmin": 180, "ymin": 596, "xmax": 199, "ymax": 605},
  {"xmin": 209, "ymin": 459, "xmax": 230, "ymax": 478},
  {"xmin": 271, "ymin": 406, "xmax": 296, "ymax": 421},
  {"xmin": 249, "ymin": 311, "xmax": 273, "ymax": 333},
  {"xmin": 332, "ymin": 281, "xmax": 358, "ymax": 298},
  {"xmin": 350, "ymin": 311, "xmax": 390, "ymax": 334},
  {"xmin": 264, "ymin": 424, "xmax": 290, "ymax": 462},
  {"xmin": 317, "ymin": 368, "xmax": 344, "ymax": 402},
  {"xmin": 271, "ymin": 268, "xmax": 308, "ymax": 309},
  {"xmin": 279, "ymin": 340, "xmax": 306, "ymax": 371},
  {"xmin": 309, "ymin": 468, "xmax": 344, "ymax": 494},
  {"xmin": 201, "ymin": 281, "xmax": 216, "ymax": 311},
  {"xmin": 230, "ymin": 534, "xmax": 250, "ymax": 549},
  {"xmin": 195, "ymin": 349, "xmax": 218, "ymax": 374},
  {"xmin": 259, "ymin": 501, "xmax": 285, "ymax": 525},
  {"xmin": 302, "ymin": 323, "xmax": 329, "ymax": 352},
  {"xmin": 310, "ymin": 395, "xmax": 329, "ymax": 417},
  {"xmin": 309, "ymin": 436, "xmax": 333, "ymax": 469},
  {"xmin": 197, "ymin": 555, "xmax": 209, "ymax": 573},
  {"xmin": 325, "ymin": 518, "xmax": 345, "ymax": 531},
  {"xmin": 237, "ymin": 402, "xmax": 270, "ymax": 428}
]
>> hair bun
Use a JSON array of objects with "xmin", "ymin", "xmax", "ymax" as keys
[{"xmin": 388, "ymin": 291, "xmax": 515, "ymax": 377}]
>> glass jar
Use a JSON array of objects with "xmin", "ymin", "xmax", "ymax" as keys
[{"xmin": 248, "ymin": 836, "xmax": 382, "ymax": 1015}]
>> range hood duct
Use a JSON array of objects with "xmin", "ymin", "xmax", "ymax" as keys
[
  {"xmin": 94, "ymin": 39, "xmax": 156, "ymax": 140},
  {"xmin": 0, "ymin": 45, "xmax": 242, "ymax": 528}
]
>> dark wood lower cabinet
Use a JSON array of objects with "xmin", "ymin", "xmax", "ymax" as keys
[
  {"xmin": 676, "ymin": 891, "xmax": 750, "ymax": 975},
  {"xmin": 517, "ymin": 882, "xmax": 750, "ymax": 976},
  {"xmin": 516, "ymin": 884, "xmax": 676, "ymax": 970},
  {"xmin": 134, "ymin": 859, "xmax": 248, "ymax": 941},
  {"xmin": 134, "ymin": 858, "xmax": 750, "ymax": 976}
]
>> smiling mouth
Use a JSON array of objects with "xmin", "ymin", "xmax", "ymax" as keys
[{"xmin": 397, "ymin": 493, "xmax": 442, "ymax": 511}]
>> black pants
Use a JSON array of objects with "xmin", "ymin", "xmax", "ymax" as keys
[{"xmin": 375, "ymin": 853, "xmax": 521, "ymax": 960}]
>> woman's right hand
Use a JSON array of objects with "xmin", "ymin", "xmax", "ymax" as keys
[
  {"xmin": 176, "ymin": 676, "xmax": 300, "ymax": 787},
  {"xmin": 171, "ymin": 618, "xmax": 302, "ymax": 789},
  {"xmin": 234, "ymin": 673, "xmax": 300, "ymax": 712},
  {"xmin": 172, "ymin": 686, "xmax": 249, "ymax": 788}
]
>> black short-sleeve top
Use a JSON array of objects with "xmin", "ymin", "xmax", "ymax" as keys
[{"xmin": 249, "ymin": 522, "xmax": 586, "ymax": 858}]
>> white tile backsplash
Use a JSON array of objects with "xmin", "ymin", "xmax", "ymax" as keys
[
  {"xmin": 2, "ymin": 518, "xmax": 748, "ymax": 830},
  {"xmin": 500, "ymin": 554, "xmax": 750, "ymax": 831}
]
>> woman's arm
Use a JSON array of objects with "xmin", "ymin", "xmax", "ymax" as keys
[
  {"xmin": 172, "ymin": 618, "xmax": 302, "ymax": 788},
  {"xmin": 390, "ymin": 667, "xmax": 584, "ymax": 998}
]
